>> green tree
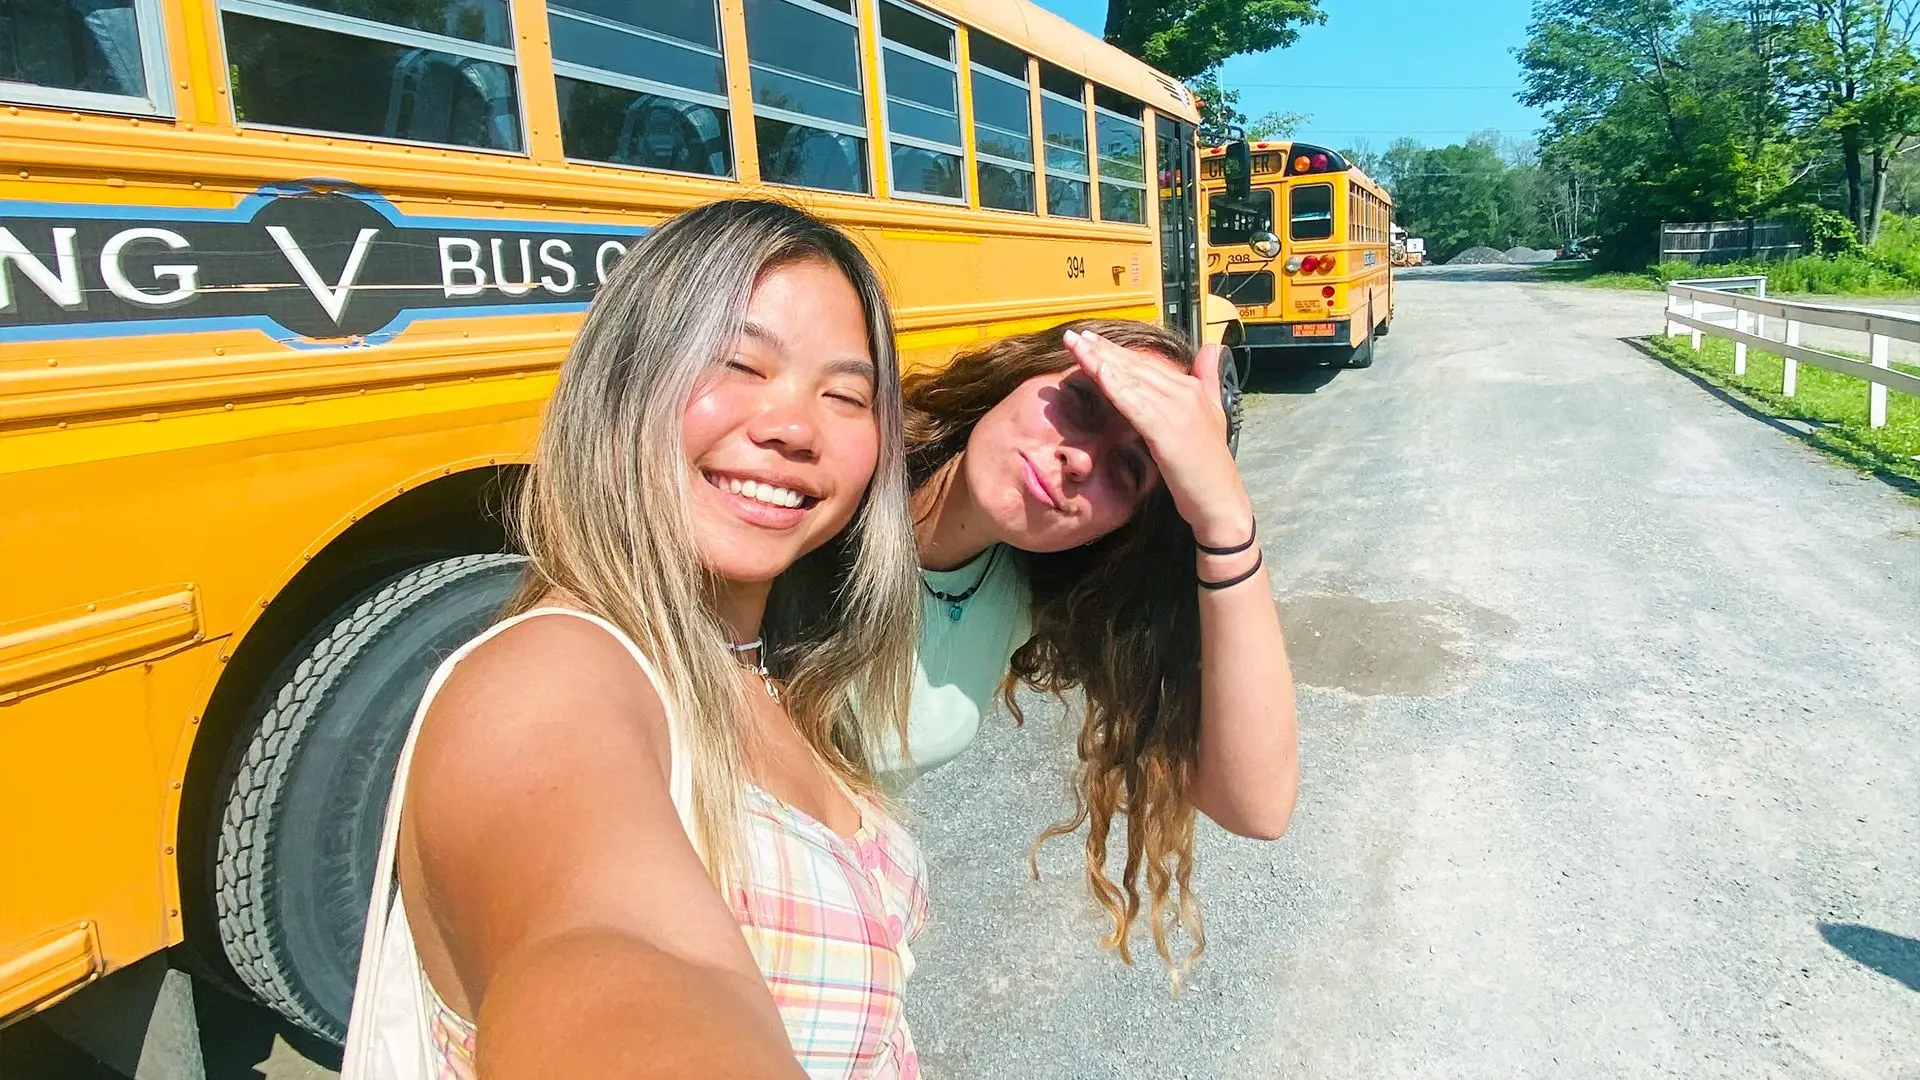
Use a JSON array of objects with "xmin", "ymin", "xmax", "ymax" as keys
[
  {"xmin": 1782, "ymin": 0, "xmax": 1920, "ymax": 244},
  {"xmin": 1247, "ymin": 109, "xmax": 1309, "ymax": 138},
  {"xmin": 1518, "ymin": 0, "xmax": 1805, "ymax": 263},
  {"xmin": 1375, "ymin": 135, "xmax": 1561, "ymax": 261},
  {"xmin": 1189, "ymin": 67, "xmax": 1246, "ymax": 143},
  {"xmin": 1104, "ymin": 0, "xmax": 1326, "ymax": 79}
]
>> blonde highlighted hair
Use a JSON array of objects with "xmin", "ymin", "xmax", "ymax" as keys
[{"xmin": 506, "ymin": 198, "xmax": 919, "ymax": 880}]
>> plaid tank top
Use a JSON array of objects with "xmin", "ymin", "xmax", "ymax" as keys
[
  {"xmin": 349, "ymin": 608, "xmax": 927, "ymax": 1080},
  {"xmin": 428, "ymin": 785, "xmax": 928, "ymax": 1079}
]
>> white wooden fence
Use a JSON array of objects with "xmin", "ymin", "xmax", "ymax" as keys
[{"xmin": 1663, "ymin": 276, "xmax": 1920, "ymax": 429}]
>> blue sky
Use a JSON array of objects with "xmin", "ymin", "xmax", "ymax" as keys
[{"xmin": 1033, "ymin": 0, "xmax": 1546, "ymax": 150}]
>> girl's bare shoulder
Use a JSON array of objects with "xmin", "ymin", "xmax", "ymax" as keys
[{"xmin": 414, "ymin": 610, "xmax": 674, "ymax": 790}]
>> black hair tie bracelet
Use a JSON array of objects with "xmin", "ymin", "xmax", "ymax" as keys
[
  {"xmin": 1195, "ymin": 517, "xmax": 1257, "ymax": 557},
  {"xmin": 1198, "ymin": 549, "xmax": 1264, "ymax": 591}
]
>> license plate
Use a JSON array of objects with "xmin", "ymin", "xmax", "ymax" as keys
[{"xmin": 1293, "ymin": 322, "xmax": 1336, "ymax": 338}]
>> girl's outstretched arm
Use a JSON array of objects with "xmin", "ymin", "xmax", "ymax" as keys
[
  {"xmin": 399, "ymin": 615, "xmax": 804, "ymax": 1078},
  {"xmin": 1066, "ymin": 331, "xmax": 1300, "ymax": 839}
]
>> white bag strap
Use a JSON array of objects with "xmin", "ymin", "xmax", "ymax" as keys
[{"xmin": 342, "ymin": 607, "xmax": 693, "ymax": 1078}]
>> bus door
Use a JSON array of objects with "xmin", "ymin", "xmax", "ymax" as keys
[{"xmin": 1155, "ymin": 116, "xmax": 1199, "ymax": 340}]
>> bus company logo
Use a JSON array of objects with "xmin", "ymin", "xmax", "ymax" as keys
[{"xmin": 0, "ymin": 181, "xmax": 649, "ymax": 345}]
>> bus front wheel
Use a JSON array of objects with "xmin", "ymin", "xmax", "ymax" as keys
[{"xmin": 213, "ymin": 553, "xmax": 526, "ymax": 1042}]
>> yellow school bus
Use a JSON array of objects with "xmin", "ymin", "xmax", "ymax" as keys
[
  {"xmin": 1200, "ymin": 140, "xmax": 1394, "ymax": 370},
  {"xmin": 0, "ymin": 0, "xmax": 1207, "ymax": 1048}
]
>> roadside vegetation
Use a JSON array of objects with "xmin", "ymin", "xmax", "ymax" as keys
[
  {"xmin": 1547, "ymin": 213, "xmax": 1920, "ymax": 296},
  {"xmin": 1644, "ymin": 335, "xmax": 1920, "ymax": 486},
  {"xmin": 1353, "ymin": 2, "xmax": 1919, "ymax": 291}
]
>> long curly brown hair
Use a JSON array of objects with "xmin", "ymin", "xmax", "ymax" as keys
[{"xmin": 902, "ymin": 318, "xmax": 1207, "ymax": 978}]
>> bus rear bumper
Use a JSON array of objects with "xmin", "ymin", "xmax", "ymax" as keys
[{"xmin": 1243, "ymin": 319, "xmax": 1354, "ymax": 347}]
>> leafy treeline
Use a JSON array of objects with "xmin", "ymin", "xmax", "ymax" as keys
[
  {"xmin": 1098, "ymin": 0, "xmax": 1326, "ymax": 140},
  {"xmin": 1516, "ymin": 0, "xmax": 1919, "ymax": 266},
  {"xmin": 1360, "ymin": 136, "xmax": 1573, "ymax": 263}
]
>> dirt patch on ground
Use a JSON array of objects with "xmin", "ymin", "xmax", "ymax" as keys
[{"xmin": 1278, "ymin": 593, "xmax": 1515, "ymax": 697}]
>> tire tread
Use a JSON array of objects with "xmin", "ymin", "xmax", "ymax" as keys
[{"xmin": 214, "ymin": 553, "xmax": 522, "ymax": 1040}]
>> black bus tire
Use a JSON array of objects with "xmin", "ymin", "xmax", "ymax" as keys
[
  {"xmin": 1347, "ymin": 302, "xmax": 1377, "ymax": 369},
  {"xmin": 1221, "ymin": 343, "xmax": 1246, "ymax": 456},
  {"xmin": 214, "ymin": 553, "xmax": 526, "ymax": 1041}
]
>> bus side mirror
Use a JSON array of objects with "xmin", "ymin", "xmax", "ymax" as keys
[{"xmin": 1224, "ymin": 139, "xmax": 1252, "ymax": 201}]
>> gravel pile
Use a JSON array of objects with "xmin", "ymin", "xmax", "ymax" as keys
[
  {"xmin": 1505, "ymin": 246, "xmax": 1558, "ymax": 264},
  {"xmin": 1449, "ymin": 246, "xmax": 1509, "ymax": 264}
]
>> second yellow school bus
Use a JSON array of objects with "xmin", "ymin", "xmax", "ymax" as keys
[
  {"xmin": 1200, "ymin": 140, "xmax": 1394, "ymax": 370},
  {"xmin": 0, "ymin": 0, "xmax": 1214, "ymax": 1051}
]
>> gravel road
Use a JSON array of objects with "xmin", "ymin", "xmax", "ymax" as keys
[
  {"xmin": 900, "ymin": 271, "xmax": 1920, "ymax": 1079},
  {"xmin": 8, "ymin": 271, "xmax": 1916, "ymax": 1079}
]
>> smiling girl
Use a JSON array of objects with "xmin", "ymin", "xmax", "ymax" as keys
[
  {"xmin": 341, "ymin": 200, "xmax": 924, "ymax": 1080},
  {"xmin": 897, "ymin": 319, "xmax": 1299, "ymax": 974}
]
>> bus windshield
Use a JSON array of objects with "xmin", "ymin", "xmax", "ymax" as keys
[{"xmin": 1209, "ymin": 188, "xmax": 1273, "ymax": 246}]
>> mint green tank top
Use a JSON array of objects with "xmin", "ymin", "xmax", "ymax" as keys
[{"xmin": 881, "ymin": 546, "xmax": 1031, "ymax": 778}]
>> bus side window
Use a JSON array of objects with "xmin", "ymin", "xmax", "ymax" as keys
[
  {"xmin": 221, "ymin": 0, "xmax": 522, "ymax": 152},
  {"xmin": 878, "ymin": 0, "xmax": 964, "ymax": 202},
  {"xmin": 1038, "ymin": 62, "xmax": 1090, "ymax": 219},
  {"xmin": 742, "ymin": 0, "xmax": 870, "ymax": 194},
  {"xmin": 1, "ymin": 0, "xmax": 171, "ymax": 116},
  {"xmin": 1092, "ymin": 86, "xmax": 1146, "ymax": 224},
  {"xmin": 548, "ymin": 0, "xmax": 733, "ymax": 178},
  {"xmin": 969, "ymin": 32, "xmax": 1035, "ymax": 213}
]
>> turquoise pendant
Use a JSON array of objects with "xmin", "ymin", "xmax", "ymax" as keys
[{"xmin": 948, "ymin": 603, "xmax": 964, "ymax": 622}]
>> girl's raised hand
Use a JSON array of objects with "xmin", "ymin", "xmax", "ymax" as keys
[{"xmin": 1063, "ymin": 328, "xmax": 1254, "ymax": 550}]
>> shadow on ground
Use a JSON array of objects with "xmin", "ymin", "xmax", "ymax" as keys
[
  {"xmin": 1622, "ymin": 336, "xmax": 1920, "ymax": 500},
  {"xmin": 1243, "ymin": 348, "xmax": 1348, "ymax": 395},
  {"xmin": 1820, "ymin": 923, "xmax": 1920, "ymax": 991},
  {"xmin": 0, "ymin": 981, "xmax": 341, "ymax": 1080}
]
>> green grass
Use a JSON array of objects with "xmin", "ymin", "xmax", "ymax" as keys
[
  {"xmin": 1643, "ymin": 334, "xmax": 1920, "ymax": 487},
  {"xmin": 1583, "ymin": 257, "xmax": 1916, "ymax": 296}
]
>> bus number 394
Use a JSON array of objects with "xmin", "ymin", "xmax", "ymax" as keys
[{"xmin": 1066, "ymin": 255, "xmax": 1086, "ymax": 279}]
